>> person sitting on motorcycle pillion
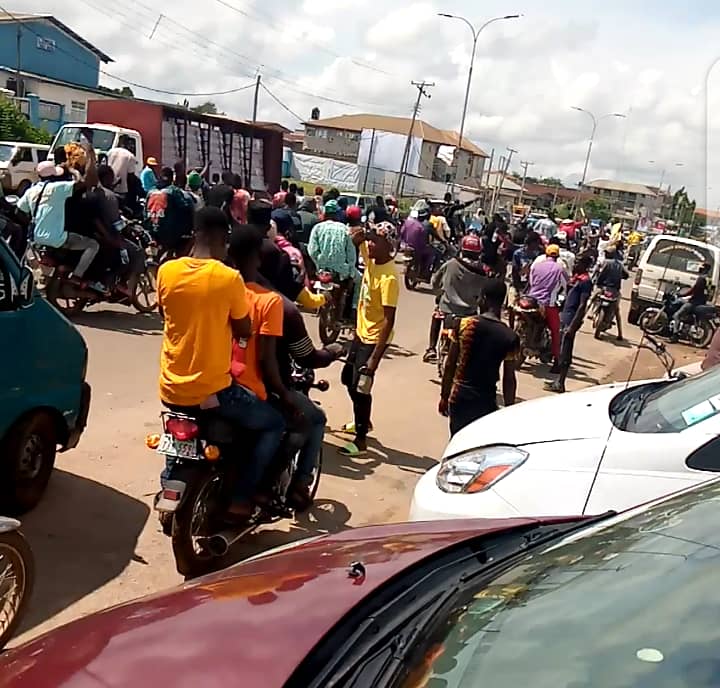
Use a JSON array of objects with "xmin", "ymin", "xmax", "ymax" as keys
[
  {"xmin": 424, "ymin": 234, "xmax": 488, "ymax": 363},
  {"xmin": 590, "ymin": 245, "xmax": 628, "ymax": 341}
]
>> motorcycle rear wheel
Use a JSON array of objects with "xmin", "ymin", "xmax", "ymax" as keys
[
  {"xmin": 593, "ymin": 311, "xmax": 606, "ymax": 339},
  {"xmin": 45, "ymin": 278, "xmax": 88, "ymax": 317},
  {"xmin": 130, "ymin": 265, "xmax": 159, "ymax": 314},
  {"xmin": 690, "ymin": 320, "xmax": 714, "ymax": 349},
  {"xmin": 404, "ymin": 264, "xmax": 419, "ymax": 291},
  {"xmin": 0, "ymin": 530, "xmax": 34, "ymax": 650},
  {"xmin": 318, "ymin": 302, "xmax": 341, "ymax": 345},
  {"xmin": 638, "ymin": 308, "xmax": 667, "ymax": 336},
  {"xmin": 171, "ymin": 473, "xmax": 224, "ymax": 578},
  {"xmin": 514, "ymin": 322, "xmax": 528, "ymax": 368}
]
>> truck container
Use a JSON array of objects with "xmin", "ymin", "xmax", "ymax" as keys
[{"xmin": 53, "ymin": 98, "xmax": 283, "ymax": 192}]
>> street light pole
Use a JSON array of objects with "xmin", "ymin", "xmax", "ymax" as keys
[
  {"xmin": 439, "ymin": 13, "xmax": 521, "ymax": 195},
  {"xmin": 571, "ymin": 107, "xmax": 625, "ymax": 215}
]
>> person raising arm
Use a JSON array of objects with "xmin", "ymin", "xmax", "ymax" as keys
[{"xmin": 339, "ymin": 222, "xmax": 398, "ymax": 456}]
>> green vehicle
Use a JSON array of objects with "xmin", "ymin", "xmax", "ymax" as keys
[{"xmin": 0, "ymin": 240, "xmax": 90, "ymax": 514}]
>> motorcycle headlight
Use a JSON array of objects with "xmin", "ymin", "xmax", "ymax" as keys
[{"xmin": 436, "ymin": 446, "xmax": 529, "ymax": 494}]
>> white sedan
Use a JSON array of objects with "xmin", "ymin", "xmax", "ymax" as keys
[{"xmin": 410, "ymin": 364, "xmax": 720, "ymax": 521}]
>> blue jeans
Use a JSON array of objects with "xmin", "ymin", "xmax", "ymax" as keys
[
  {"xmin": 216, "ymin": 384, "xmax": 286, "ymax": 501},
  {"xmin": 289, "ymin": 390, "xmax": 326, "ymax": 486}
]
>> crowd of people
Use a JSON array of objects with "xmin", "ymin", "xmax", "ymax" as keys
[{"xmin": 13, "ymin": 146, "xmax": 717, "ymax": 515}]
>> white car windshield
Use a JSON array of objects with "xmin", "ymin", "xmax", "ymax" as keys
[
  {"xmin": 399, "ymin": 479, "xmax": 720, "ymax": 688},
  {"xmin": 0, "ymin": 144, "xmax": 15, "ymax": 163},
  {"xmin": 610, "ymin": 365, "xmax": 720, "ymax": 433},
  {"xmin": 53, "ymin": 127, "xmax": 116, "ymax": 152}
]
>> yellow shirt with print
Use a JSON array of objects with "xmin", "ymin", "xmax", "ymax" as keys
[
  {"xmin": 158, "ymin": 257, "xmax": 249, "ymax": 406},
  {"xmin": 357, "ymin": 243, "xmax": 399, "ymax": 344}
]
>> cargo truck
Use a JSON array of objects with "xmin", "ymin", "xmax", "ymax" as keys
[{"xmin": 49, "ymin": 99, "xmax": 283, "ymax": 192}]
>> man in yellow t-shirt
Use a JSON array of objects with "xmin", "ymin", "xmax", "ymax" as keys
[
  {"xmin": 340, "ymin": 221, "xmax": 399, "ymax": 456},
  {"xmin": 157, "ymin": 207, "xmax": 284, "ymax": 517}
]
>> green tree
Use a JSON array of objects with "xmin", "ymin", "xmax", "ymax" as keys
[
  {"xmin": 583, "ymin": 198, "xmax": 612, "ymax": 223},
  {"xmin": 538, "ymin": 176, "xmax": 563, "ymax": 187},
  {"xmin": 98, "ymin": 85, "xmax": 134, "ymax": 97},
  {"xmin": 0, "ymin": 97, "xmax": 52, "ymax": 144},
  {"xmin": 190, "ymin": 101, "xmax": 225, "ymax": 116}
]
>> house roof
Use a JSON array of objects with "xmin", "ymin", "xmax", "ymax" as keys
[
  {"xmin": 305, "ymin": 113, "xmax": 488, "ymax": 157},
  {"xmin": 254, "ymin": 121, "xmax": 291, "ymax": 133},
  {"xmin": 584, "ymin": 178, "xmax": 657, "ymax": 197},
  {"xmin": 0, "ymin": 12, "xmax": 113, "ymax": 63},
  {"xmin": 483, "ymin": 171, "xmax": 523, "ymax": 192}
]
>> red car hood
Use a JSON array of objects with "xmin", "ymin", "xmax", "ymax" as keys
[{"xmin": 0, "ymin": 518, "xmax": 549, "ymax": 688}]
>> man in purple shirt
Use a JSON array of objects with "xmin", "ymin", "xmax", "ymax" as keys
[
  {"xmin": 528, "ymin": 244, "xmax": 566, "ymax": 366},
  {"xmin": 401, "ymin": 209, "xmax": 434, "ymax": 272}
]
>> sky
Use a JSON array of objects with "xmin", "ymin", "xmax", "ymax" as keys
[{"xmin": 16, "ymin": 0, "xmax": 720, "ymax": 209}]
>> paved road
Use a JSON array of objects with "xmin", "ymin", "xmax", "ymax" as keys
[{"xmin": 12, "ymin": 272, "xmax": 701, "ymax": 644}]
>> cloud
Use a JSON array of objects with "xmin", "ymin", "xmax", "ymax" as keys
[{"xmin": 16, "ymin": 0, "xmax": 720, "ymax": 206}]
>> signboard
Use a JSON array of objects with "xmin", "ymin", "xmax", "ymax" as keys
[{"xmin": 35, "ymin": 37, "xmax": 56, "ymax": 53}]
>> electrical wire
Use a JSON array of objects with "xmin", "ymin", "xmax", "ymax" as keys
[
  {"xmin": 116, "ymin": 0, "xmax": 399, "ymax": 111},
  {"xmin": 260, "ymin": 82, "xmax": 302, "ymax": 121},
  {"xmin": 210, "ymin": 0, "xmax": 396, "ymax": 77},
  {"xmin": 4, "ymin": 3, "xmax": 258, "ymax": 97}
]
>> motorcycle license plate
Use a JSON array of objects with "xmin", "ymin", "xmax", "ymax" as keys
[
  {"xmin": 314, "ymin": 281, "xmax": 334, "ymax": 291},
  {"xmin": 157, "ymin": 434, "xmax": 199, "ymax": 459}
]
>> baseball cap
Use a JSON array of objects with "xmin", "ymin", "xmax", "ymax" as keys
[
  {"xmin": 346, "ymin": 205, "xmax": 362, "ymax": 222},
  {"xmin": 546, "ymin": 244, "xmax": 561, "ymax": 257},
  {"xmin": 187, "ymin": 171, "xmax": 202, "ymax": 190},
  {"xmin": 146, "ymin": 156, "xmax": 158, "ymax": 165},
  {"xmin": 37, "ymin": 160, "xmax": 64, "ymax": 178},
  {"xmin": 324, "ymin": 199, "xmax": 339, "ymax": 215}
]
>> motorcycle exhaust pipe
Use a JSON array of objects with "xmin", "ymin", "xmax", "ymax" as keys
[{"xmin": 203, "ymin": 526, "xmax": 255, "ymax": 557}]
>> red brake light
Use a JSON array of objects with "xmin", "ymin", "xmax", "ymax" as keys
[
  {"xmin": 166, "ymin": 418, "xmax": 199, "ymax": 441},
  {"xmin": 634, "ymin": 268, "xmax": 643, "ymax": 285}
]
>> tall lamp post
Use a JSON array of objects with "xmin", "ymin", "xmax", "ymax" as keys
[
  {"xmin": 439, "ymin": 12, "xmax": 521, "ymax": 195},
  {"xmin": 572, "ymin": 107, "xmax": 625, "ymax": 215}
]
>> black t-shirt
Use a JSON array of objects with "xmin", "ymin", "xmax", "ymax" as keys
[
  {"xmin": 259, "ymin": 237, "xmax": 303, "ymax": 301},
  {"xmin": 690, "ymin": 275, "xmax": 708, "ymax": 305},
  {"xmin": 451, "ymin": 314, "xmax": 520, "ymax": 408},
  {"xmin": 205, "ymin": 183, "xmax": 234, "ymax": 209}
]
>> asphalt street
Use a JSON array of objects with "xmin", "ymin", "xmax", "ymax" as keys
[{"xmin": 12, "ymin": 273, "xmax": 703, "ymax": 645}]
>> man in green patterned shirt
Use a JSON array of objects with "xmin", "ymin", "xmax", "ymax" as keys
[{"xmin": 308, "ymin": 200, "xmax": 357, "ymax": 281}]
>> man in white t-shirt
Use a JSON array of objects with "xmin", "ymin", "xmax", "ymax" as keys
[{"xmin": 107, "ymin": 136, "xmax": 137, "ymax": 195}]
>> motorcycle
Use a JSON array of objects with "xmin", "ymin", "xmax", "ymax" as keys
[
  {"xmin": 314, "ymin": 270, "xmax": 354, "ymax": 345},
  {"xmin": 512, "ymin": 294, "xmax": 552, "ymax": 366},
  {"xmin": 0, "ymin": 517, "xmax": 34, "ymax": 649},
  {"xmin": 592, "ymin": 287, "xmax": 620, "ymax": 340},
  {"xmin": 147, "ymin": 367, "xmax": 329, "ymax": 578},
  {"xmin": 39, "ymin": 220, "xmax": 159, "ymax": 317},
  {"xmin": 639, "ymin": 289, "xmax": 718, "ymax": 348},
  {"xmin": 403, "ymin": 243, "xmax": 455, "ymax": 291}
]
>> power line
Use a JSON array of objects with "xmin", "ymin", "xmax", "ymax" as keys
[
  {"xmin": 210, "ymin": 0, "xmax": 395, "ymax": 77},
  {"xmin": 261, "ymin": 82, "xmax": 302, "ymax": 121},
  {"xmin": 5, "ymin": 2, "xmax": 257, "ymax": 97}
]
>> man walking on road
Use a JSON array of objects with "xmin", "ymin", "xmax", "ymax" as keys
[
  {"xmin": 439, "ymin": 278, "xmax": 519, "ymax": 436},
  {"xmin": 545, "ymin": 254, "xmax": 593, "ymax": 394},
  {"xmin": 340, "ymin": 222, "xmax": 399, "ymax": 456}
]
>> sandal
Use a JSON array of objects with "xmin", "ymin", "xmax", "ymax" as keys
[
  {"xmin": 340, "ymin": 421, "xmax": 373, "ymax": 435},
  {"xmin": 338, "ymin": 442, "xmax": 367, "ymax": 457}
]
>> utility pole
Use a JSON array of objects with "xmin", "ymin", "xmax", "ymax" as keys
[
  {"xmin": 396, "ymin": 80, "xmax": 434, "ymax": 197},
  {"xmin": 362, "ymin": 128, "xmax": 376, "ymax": 192},
  {"xmin": 482, "ymin": 148, "xmax": 494, "ymax": 209},
  {"xmin": 252, "ymin": 73, "xmax": 261, "ymax": 123},
  {"xmin": 490, "ymin": 155, "xmax": 505, "ymax": 215},
  {"xmin": 15, "ymin": 22, "xmax": 22, "ymax": 98},
  {"xmin": 518, "ymin": 160, "xmax": 534, "ymax": 207},
  {"xmin": 493, "ymin": 147, "xmax": 517, "ymax": 214}
]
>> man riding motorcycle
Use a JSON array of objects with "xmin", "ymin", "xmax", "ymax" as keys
[
  {"xmin": 423, "ymin": 234, "xmax": 488, "ymax": 363},
  {"xmin": 670, "ymin": 261, "xmax": 711, "ymax": 341},
  {"xmin": 590, "ymin": 245, "xmax": 628, "ymax": 341}
]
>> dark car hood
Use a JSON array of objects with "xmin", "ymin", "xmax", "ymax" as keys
[{"xmin": 0, "ymin": 518, "xmax": 546, "ymax": 688}]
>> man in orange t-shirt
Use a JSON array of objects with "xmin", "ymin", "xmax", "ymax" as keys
[{"xmin": 229, "ymin": 224, "xmax": 314, "ymax": 500}]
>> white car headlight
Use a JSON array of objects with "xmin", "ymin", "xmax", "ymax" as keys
[{"xmin": 436, "ymin": 446, "xmax": 528, "ymax": 494}]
